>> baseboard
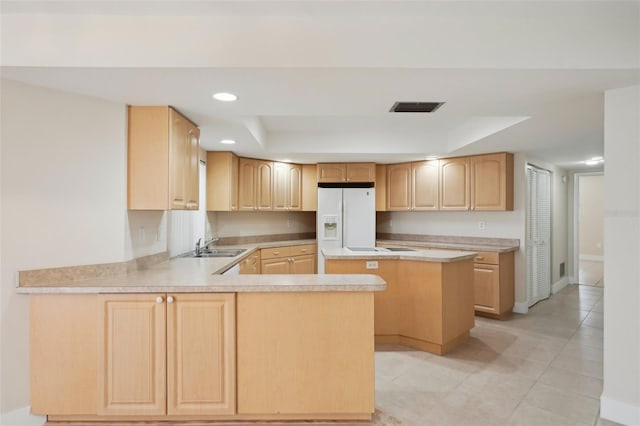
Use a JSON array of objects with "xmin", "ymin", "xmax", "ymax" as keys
[
  {"xmin": 569, "ymin": 275, "xmax": 578, "ymax": 284},
  {"xmin": 552, "ymin": 276, "xmax": 570, "ymax": 294},
  {"xmin": 601, "ymin": 395, "xmax": 640, "ymax": 426},
  {"xmin": 579, "ymin": 254, "xmax": 604, "ymax": 262},
  {"xmin": 513, "ymin": 301, "xmax": 528, "ymax": 314},
  {"xmin": 0, "ymin": 406, "xmax": 45, "ymax": 426}
]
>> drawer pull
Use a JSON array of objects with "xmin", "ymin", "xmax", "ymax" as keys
[{"xmin": 475, "ymin": 256, "xmax": 484, "ymax": 261}]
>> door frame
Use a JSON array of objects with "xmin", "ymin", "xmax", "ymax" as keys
[{"xmin": 572, "ymin": 170, "xmax": 604, "ymax": 285}]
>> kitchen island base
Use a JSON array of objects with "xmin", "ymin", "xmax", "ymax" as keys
[{"xmin": 29, "ymin": 286, "xmax": 378, "ymax": 423}]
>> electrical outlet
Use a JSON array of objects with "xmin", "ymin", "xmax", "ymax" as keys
[
  {"xmin": 139, "ymin": 226, "xmax": 145, "ymax": 241},
  {"xmin": 478, "ymin": 221, "xmax": 486, "ymax": 230},
  {"xmin": 366, "ymin": 261, "xmax": 379, "ymax": 269}
]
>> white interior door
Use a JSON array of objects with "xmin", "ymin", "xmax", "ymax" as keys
[{"xmin": 526, "ymin": 165, "xmax": 551, "ymax": 306}]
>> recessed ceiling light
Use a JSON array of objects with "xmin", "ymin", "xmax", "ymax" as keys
[
  {"xmin": 591, "ymin": 156, "xmax": 604, "ymax": 161},
  {"xmin": 282, "ymin": 159, "xmax": 292, "ymax": 163},
  {"xmin": 212, "ymin": 92, "xmax": 238, "ymax": 102},
  {"xmin": 584, "ymin": 160, "xmax": 601, "ymax": 166},
  {"xmin": 220, "ymin": 139, "xmax": 236, "ymax": 145}
]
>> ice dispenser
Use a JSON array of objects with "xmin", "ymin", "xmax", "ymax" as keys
[{"xmin": 321, "ymin": 215, "xmax": 338, "ymax": 240}]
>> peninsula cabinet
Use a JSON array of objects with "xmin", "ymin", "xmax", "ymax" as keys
[
  {"xmin": 273, "ymin": 162, "xmax": 302, "ymax": 211},
  {"xmin": 238, "ymin": 158, "xmax": 273, "ymax": 211},
  {"xmin": 317, "ymin": 163, "xmax": 376, "ymax": 183},
  {"xmin": 471, "ymin": 152, "xmax": 514, "ymax": 211},
  {"xmin": 473, "ymin": 251, "xmax": 515, "ymax": 319},
  {"xmin": 30, "ymin": 293, "xmax": 236, "ymax": 417},
  {"xmin": 386, "ymin": 160, "xmax": 439, "ymax": 211},
  {"xmin": 128, "ymin": 106, "xmax": 200, "ymax": 211},
  {"xmin": 261, "ymin": 244, "xmax": 316, "ymax": 274},
  {"xmin": 206, "ymin": 151, "xmax": 239, "ymax": 211}
]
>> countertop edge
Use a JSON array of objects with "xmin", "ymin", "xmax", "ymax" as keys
[{"xmin": 376, "ymin": 239, "xmax": 520, "ymax": 253}]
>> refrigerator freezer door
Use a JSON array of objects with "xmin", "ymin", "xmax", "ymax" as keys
[
  {"xmin": 317, "ymin": 188, "xmax": 343, "ymax": 274},
  {"xmin": 343, "ymin": 188, "xmax": 376, "ymax": 249}
]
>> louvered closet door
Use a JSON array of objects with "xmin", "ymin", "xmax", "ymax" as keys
[{"xmin": 526, "ymin": 166, "xmax": 551, "ymax": 307}]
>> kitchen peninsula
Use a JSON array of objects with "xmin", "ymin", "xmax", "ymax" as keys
[
  {"xmin": 18, "ymin": 249, "xmax": 385, "ymax": 423},
  {"xmin": 324, "ymin": 247, "xmax": 477, "ymax": 355}
]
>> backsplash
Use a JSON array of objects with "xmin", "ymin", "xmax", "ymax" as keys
[{"xmin": 208, "ymin": 211, "xmax": 316, "ymax": 238}]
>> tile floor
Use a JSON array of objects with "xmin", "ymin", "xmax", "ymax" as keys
[
  {"xmin": 375, "ymin": 284, "xmax": 617, "ymax": 426},
  {"xmin": 47, "ymin": 285, "xmax": 618, "ymax": 426},
  {"xmin": 578, "ymin": 260, "xmax": 604, "ymax": 287}
]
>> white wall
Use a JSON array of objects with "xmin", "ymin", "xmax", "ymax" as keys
[
  {"xmin": 377, "ymin": 153, "xmax": 570, "ymax": 309},
  {"xmin": 601, "ymin": 85, "xmax": 640, "ymax": 425},
  {"xmin": 579, "ymin": 175, "xmax": 605, "ymax": 258},
  {"xmin": 209, "ymin": 211, "xmax": 316, "ymax": 238},
  {"xmin": 0, "ymin": 80, "xmax": 167, "ymax": 424}
]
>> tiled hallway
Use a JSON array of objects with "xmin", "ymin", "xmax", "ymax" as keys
[{"xmin": 375, "ymin": 284, "xmax": 613, "ymax": 426}]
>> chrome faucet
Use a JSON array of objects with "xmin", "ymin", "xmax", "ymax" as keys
[{"xmin": 195, "ymin": 237, "xmax": 219, "ymax": 256}]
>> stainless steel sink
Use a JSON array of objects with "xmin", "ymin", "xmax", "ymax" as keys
[{"xmin": 192, "ymin": 248, "xmax": 247, "ymax": 258}]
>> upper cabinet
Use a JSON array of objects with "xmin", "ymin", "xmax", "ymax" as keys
[
  {"xmin": 471, "ymin": 153, "xmax": 514, "ymax": 211},
  {"xmin": 317, "ymin": 163, "xmax": 376, "ymax": 183},
  {"xmin": 128, "ymin": 106, "xmax": 200, "ymax": 210},
  {"xmin": 386, "ymin": 160, "xmax": 439, "ymax": 211},
  {"xmin": 238, "ymin": 158, "xmax": 273, "ymax": 211},
  {"xmin": 206, "ymin": 151, "xmax": 238, "ymax": 211},
  {"xmin": 375, "ymin": 165, "xmax": 387, "ymax": 211},
  {"xmin": 273, "ymin": 162, "xmax": 302, "ymax": 211},
  {"xmin": 302, "ymin": 164, "xmax": 318, "ymax": 211},
  {"xmin": 439, "ymin": 157, "xmax": 470, "ymax": 211}
]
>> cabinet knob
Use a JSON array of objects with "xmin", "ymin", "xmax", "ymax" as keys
[
  {"xmin": 156, "ymin": 296, "xmax": 163, "ymax": 304},
  {"xmin": 167, "ymin": 296, "xmax": 174, "ymax": 304}
]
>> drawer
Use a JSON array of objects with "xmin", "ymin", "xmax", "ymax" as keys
[
  {"xmin": 289, "ymin": 244, "xmax": 316, "ymax": 256},
  {"xmin": 261, "ymin": 246, "xmax": 290, "ymax": 260},
  {"xmin": 473, "ymin": 251, "xmax": 499, "ymax": 265}
]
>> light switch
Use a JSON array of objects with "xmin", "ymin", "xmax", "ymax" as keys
[{"xmin": 366, "ymin": 261, "xmax": 379, "ymax": 269}]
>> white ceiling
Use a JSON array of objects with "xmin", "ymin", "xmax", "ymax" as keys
[{"xmin": 2, "ymin": 1, "xmax": 639, "ymax": 168}]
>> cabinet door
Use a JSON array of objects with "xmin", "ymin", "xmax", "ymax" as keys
[
  {"xmin": 471, "ymin": 153, "xmax": 513, "ymax": 211},
  {"xmin": 288, "ymin": 164, "xmax": 302, "ymax": 211},
  {"xmin": 473, "ymin": 264, "xmax": 500, "ymax": 314},
  {"xmin": 167, "ymin": 293, "xmax": 236, "ymax": 415},
  {"xmin": 256, "ymin": 161, "xmax": 273, "ymax": 210},
  {"xmin": 301, "ymin": 164, "xmax": 318, "ymax": 211},
  {"xmin": 290, "ymin": 254, "xmax": 315, "ymax": 274},
  {"xmin": 186, "ymin": 124, "xmax": 200, "ymax": 210},
  {"xmin": 412, "ymin": 160, "xmax": 439, "ymax": 210},
  {"xmin": 169, "ymin": 109, "xmax": 188, "ymax": 209},
  {"xmin": 240, "ymin": 253, "xmax": 261, "ymax": 274},
  {"xmin": 261, "ymin": 258, "xmax": 290, "ymax": 274},
  {"xmin": 238, "ymin": 158, "xmax": 257, "ymax": 211},
  {"xmin": 386, "ymin": 163, "xmax": 411, "ymax": 211},
  {"xmin": 376, "ymin": 165, "xmax": 387, "ymax": 211},
  {"xmin": 206, "ymin": 151, "xmax": 238, "ymax": 211},
  {"xmin": 346, "ymin": 163, "xmax": 375, "ymax": 182},
  {"xmin": 98, "ymin": 294, "xmax": 166, "ymax": 416},
  {"xmin": 317, "ymin": 163, "xmax": 346, "ymax": 182},
  {"xmin": 273, "ymin": 162, "xmax": 289, "ymax": 211},
  {"xmin": 439, "ymin": 158, "xmax": 470, "ymax": 210}
]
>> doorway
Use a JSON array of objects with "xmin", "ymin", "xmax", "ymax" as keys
[
  {"xmin": 575, "ymin": 173, "xmax": 604, "ymax": 287},
  {"xmin": 526, "ymin": 165, "xmax": 552, "ymax": 307}
]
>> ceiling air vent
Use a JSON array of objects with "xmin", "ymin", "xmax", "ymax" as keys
[{"xmin": 390, "ymin": 102, "xmax": 445, "ymax": 113}]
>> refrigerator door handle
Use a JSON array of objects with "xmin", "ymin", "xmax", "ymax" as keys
[{"xmin": 341, "ymin": 198, "xmax": 346, "ymax": 247}]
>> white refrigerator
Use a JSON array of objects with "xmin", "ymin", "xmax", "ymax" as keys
[{"xmin": 317, "ymin": 186, "xmax": 376, "ymax": 274}]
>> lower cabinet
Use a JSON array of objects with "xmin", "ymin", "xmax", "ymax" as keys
[
  {"xmin": 261, "ymin": 244, "xmax": 316, "ymax": 274},
  {"xmin": 473, "ymin": 251, "xmax": 515, "ymax": 319},
  {"xmin": 31, "ymin": 293, "xmax": 236, "ymax": 417},
  {"xmin": 239, "ymin": 251, "xmax": 261, "ymax": 274}
]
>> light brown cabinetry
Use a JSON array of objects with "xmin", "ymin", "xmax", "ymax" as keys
[
  {"xmin": 325, "ymin": 258, "xmax": 475, "ymax": 355},
  {"xmin": 238, "ymin": 158, "xmax": 273, "ymax": 211},
  {"xmin": 302, "ymin": 164, "xmax": 318, "ymax": 211},
  {"xmin": 317, "ymin": 163, "xmax": 376, "ymax": 183},
  {"xmin": 386, "ymin": 160, "xmax": 439, "ymax": 211},
  {"xmin": 206, "ymin": 151, "xmax": 239, "ymax": 211},
  {"xmin": 128, "ymin": 106, "xmax": 200, "ymax": 210},
  {"xmin": 473, "ymin": 251, "xmax": 515, "ymax": 319},
  {"xmin": 375, "ymin": 165, "xmax": 387, "ymax": 211},
  {"xmin": 237, "ymin": 292, "xmax": 374, "ymax": 415},
  {"xmin": 439, "ymin": 157, "xmax": 470, "ymax": 211},
  {"xmin": 273, "ymin": 162, "xmax": 302, "ymax": 211},
  {"xmin": 239, "ymin": 251, "xmax": 261, "ymax": 274},
  {"xmin": 31, "ymin": 293, "xmax": 236, "ymax": 417},
  {"xmin": 471, "ymin": 153, "xmax": 514, "ymax": 211},
  {"xmin": 261, "ymin": 244, "xmax": 316, "ymax": 274}
]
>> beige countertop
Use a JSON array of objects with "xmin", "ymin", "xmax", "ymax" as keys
[
  {"xmin": 322, "ymin": 247, "xmax": 478, "ymax": 262},
  {"xmin": 17, "ymin": 239, "xmax": 386, "ymax": 294},
  {"xmin": 376, "ymin": 239, "xmax": 519, "ymax": 253}
]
